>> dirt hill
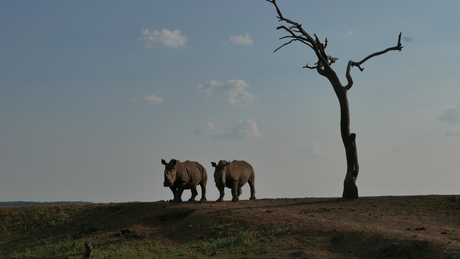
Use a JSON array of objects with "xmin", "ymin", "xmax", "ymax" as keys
[{"xmin": 1, "ymin": 195, "xmax": 460, "ymax": 258}]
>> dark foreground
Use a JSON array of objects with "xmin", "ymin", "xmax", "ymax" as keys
[{"xmin": 1, "ymin": 195, "xmax": 460, "ymax": 258}]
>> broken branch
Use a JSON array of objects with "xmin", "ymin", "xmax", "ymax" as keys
[{"xmin": 345, "ymin": 32, "xmax": 403, "ymax": 89}]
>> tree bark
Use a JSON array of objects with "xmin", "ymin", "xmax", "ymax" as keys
[{"xmin": 330, "ymin": 74, "xmax": 359, "ymax": 199}]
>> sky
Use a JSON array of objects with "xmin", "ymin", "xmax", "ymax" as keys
[{"xmin": 1, "ymin": 1, "xmax": 459, "ymax": 203}]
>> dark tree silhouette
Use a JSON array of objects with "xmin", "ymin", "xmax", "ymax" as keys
[{"xmin": 267, "ymin": 0, "xmax": 403, "ymax": 199}]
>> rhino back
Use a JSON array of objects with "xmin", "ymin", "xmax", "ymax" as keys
[
  {"xmin": 180, "ymin": 161, "xmax": 206, "ymax": 186},
  {"xmin": 227, "ymin": 160, "xmax": 254, "ymax": 183}
]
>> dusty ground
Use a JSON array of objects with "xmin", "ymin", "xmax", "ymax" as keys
[
  {"xmin": 72, "ymin": 195, "xmax": 460, "ymax": 258},
  {"xmin": 2, "ymin": 195, "xmax": 460, "ymax": 258}
]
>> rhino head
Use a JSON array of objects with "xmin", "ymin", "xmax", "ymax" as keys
[
  {"xmin": 161, "ymin": 159, "xmax": 178, "ymax": 187},
  {"xmin": 211, "ymin": 160, "xmax": 230, "ymax": 187}
]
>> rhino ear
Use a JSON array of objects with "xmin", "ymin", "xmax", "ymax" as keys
[
  {"xmin": 211, "ymin": 162, "xmax": 217, "ymax": 167},
  {"xmin": 171, "ymin": 159, "xmax": 177, "ymax": 165},
  {"xmin": 161, "ymin": 159, "xmax": 167, "ymax": 165}
]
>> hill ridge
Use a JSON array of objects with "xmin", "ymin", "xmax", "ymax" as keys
[{"xmin": 1, "ymin": 195, "xmax": 460, "ymax": 258}]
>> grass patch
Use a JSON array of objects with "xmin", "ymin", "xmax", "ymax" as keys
[
  {"xmin": 268, "ymin": 221, "xmax": 295, "ymax": 236},
  {"xmin": 0, "ymin": 205, "xmax": 269, "ymax": 259},
  {"xmin": 0, "ymin": 204, "xmax": 86, "ymax": 239},
  {"xmin": 5, "ymin": 231, "xmax": 266, "ymax": 259},
  {"xmin": 6, "ymin": 239, "xmax": 87, "ymax": 259}
]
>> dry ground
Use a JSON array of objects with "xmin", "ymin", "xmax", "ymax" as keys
[
  {"xmin": 2, "ymin": 195, "xmax": 460, "ymax": 258},
  {"xmin": 66, "ymin": 195, "xmax": 460, "ymax": 257}
]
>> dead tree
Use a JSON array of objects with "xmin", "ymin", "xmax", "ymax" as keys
[{"xmin": 267, "ymin": 0, "xmax": 403, "ymax": 199}]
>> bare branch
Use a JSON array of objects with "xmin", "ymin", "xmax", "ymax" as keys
[
  {"xmin": 354, "ymin": 32, "xmax": 403, "ymax": 67},
  {"xmin": 266, "ymin": 0, "xmax": 283, "ymax": 20},
  {"xmin": 276, "ymin": 26, "xmax": 312, "ymax": 47},
  {"xmin": 267, "ymin": 0, "xmax": 333, "ymax": 72},
  {"xmin": 274, "ymin": 38, "xmax": 314, "ymax": 53},
  {"xmin": 274, "ymin": 40, "xmax": 295, "ymax": 52},
  {"xmin": 303, "ymin": 64, "xmax": 317, "ymax": 69},
  {"xmin": 345, "ymin": 33, "xmax": 403, "ymax": 90},
  {"xmin": 279, "ymin": 35, "xmax": 313, "ymax": 47}
]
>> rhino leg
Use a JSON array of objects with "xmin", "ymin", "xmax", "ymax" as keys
[
  {"xmin": 216, "ymin": 185, "xmax": 225, "ymax": 202},
  {"xmin": 231, "ymin": 181, "xmax": 239, "ymax": 202},
  {"xmin": 189, "ymin": 187, "xmax": 198, "ymax": 202},
  {"xmin": 173, "ymin": 188, "xmax": 184, "ymax": 202},
  {"xmin": 199, "ymin": 182, "xmax": 207, "ymax": 202},
  {"xmin": 169, "ymin": 186, "xmax": 177, "ymax": 202},
  {"xmin": 248, "ymin": 178, "xmax": 256, "ymax": 200}
]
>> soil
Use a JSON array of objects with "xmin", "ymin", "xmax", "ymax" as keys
[
  {"xmin": 77, "ymin": 195, "xmax": 460, "ymax": 258},
  {"xmin": 3, "ymin": 195, "xmax": 460, "ymax": 258}
]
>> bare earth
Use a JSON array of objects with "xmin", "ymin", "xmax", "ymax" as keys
[
  {"xmin": 77, "ymin": 195, "xmax": 460, "ymax": 258},
  {"xmin": 2, "ymin": 195, "xmax": 460, "ymax": 258}
]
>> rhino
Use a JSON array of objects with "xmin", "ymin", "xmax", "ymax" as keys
[
  {"xmin": 211, "ymin": 160, "xmax": 256, "ymax": 202},
  {"xmin": 161, "ymin": 159, "xmax": 207, "ymax": 202}
]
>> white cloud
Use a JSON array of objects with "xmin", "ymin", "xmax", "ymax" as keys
[
  {"xmin": 346, "ymin": 31, "xmax": 355, "ymax": 36},
  {"xmin": 196, "ymin": 121, "xmax": 222, "ymax": 136},
  {"xmin": 139, "ymin": 29, "xmax": 187, "ymax": 48},
  {"xmin": 439, "ymin": 104, "xmax": 460, "ymax": 124},
  {"xmin": 223, "ymin": 80, "xmax": 255, "ymax": 105},
  {"xmin": 143, "ymin": 94, "xmax": 164, "ymax": 104},
  {"xmin": 228, "ymin": 33, "xmax": 253, "ymax": 45},
  {"xmin": 197, "ymin": 79, "xmax": 255, "ymax": 105},
  {"xmin": 446, "ymin": 129, "xmax": 460, "ymax": 137},
  {"xmin": 229, "ymin": 119, "xmax": 266, "ymax": 139},
  {"xmin": 300, "ymin": 140, "xmax": 327, "ymax": 159},
  {"xmin": 196, "ymin": 80, "xmax": 223, "ymax": 97}
]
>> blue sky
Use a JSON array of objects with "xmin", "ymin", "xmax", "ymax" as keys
[{"xmin": 1, "ymin": 1, "xmax": 459, "ymax": 203}]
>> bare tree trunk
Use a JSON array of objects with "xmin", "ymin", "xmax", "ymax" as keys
[
  {"xmin": 332, "ymin": 77, "xmax": 359, "ymax": 199},
  {"xmin": 343, "ymin": 132, "xmax": 359, "ymax": 199}
]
